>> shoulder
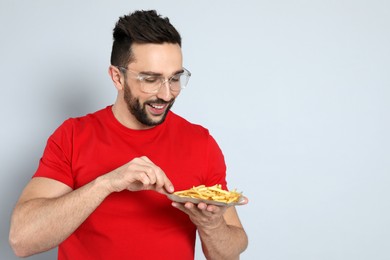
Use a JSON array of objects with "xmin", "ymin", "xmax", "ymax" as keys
[
  {"xmin": 61, "ymin": 106, "xmax": 109, "ymax": 129},
  {"xmin": 51, "ymin": 107, "xmax": 110, "ymax": 139},
  {"xmin": 167, "ymin": 112, "xmax": 210, "ymax": 136}
]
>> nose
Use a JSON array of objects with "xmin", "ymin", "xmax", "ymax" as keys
[{"xmin": 156, "ymin": 80, "xmax": 174, "ymax": 101}]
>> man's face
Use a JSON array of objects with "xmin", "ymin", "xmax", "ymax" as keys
[
  {"xmin": 122, "ymin": 43, "xmax": 183, "ymax": 127},
  {"xmin": 123, "ymin": 80, "xmax": 174, "ymax": 127}
]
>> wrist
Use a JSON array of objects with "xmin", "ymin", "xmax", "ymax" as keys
[
  {"xmin": 94, "ymin": 175, "xmax": 115, "ymax": 197},
  {"xmin": 198, "ymin": 216, "xmax": 226, "ymax": 235}
]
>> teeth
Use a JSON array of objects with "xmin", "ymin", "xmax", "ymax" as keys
[{"xmin": 151, "ymin": 104, "xmax": 164, "ymax": 109}]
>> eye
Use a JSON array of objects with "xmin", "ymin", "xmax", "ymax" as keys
[
  {"xmin": 141, "ymin": 75, "xmax": 159, "ymax": 83},
  {"xmin": 170, "ymin": 74, "xmax": 181, "ymax": 82}
]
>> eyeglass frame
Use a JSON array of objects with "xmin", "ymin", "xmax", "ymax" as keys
[{"xmin": 116, "ymin": 66, "xmax": 191, "ymax": 94}]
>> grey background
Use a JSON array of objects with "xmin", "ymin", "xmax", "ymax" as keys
[{"xmin": 1, "ymin": 0, "xmax": 389, "ymax": 259}]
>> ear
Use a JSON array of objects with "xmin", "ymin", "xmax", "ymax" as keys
[{"xmin": 108, "ymin": 65, "xmax": 124, "ymax": 91}]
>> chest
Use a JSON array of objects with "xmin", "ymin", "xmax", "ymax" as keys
[{"xmin": 70, "ymin": 129, "xmax": 208, "ymax": 190}]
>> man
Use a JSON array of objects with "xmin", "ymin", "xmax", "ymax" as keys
[{"xmin": 9, "ymin": 10, "xmax": 248, "ymax": 259}]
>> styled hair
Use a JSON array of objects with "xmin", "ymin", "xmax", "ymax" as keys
[{"xmin": 110, "ymin": 10, "xmax": 182, "ymax": 67}]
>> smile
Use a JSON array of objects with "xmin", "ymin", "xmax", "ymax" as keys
[
  {"xmin": 150, "ymin": 104, "xmax": 165, "ymax": 109},
  {"xmin": 147, "ymin": 102, "xmax": 169, "ymax": 116}
]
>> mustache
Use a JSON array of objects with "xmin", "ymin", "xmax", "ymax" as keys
[{"xmin": 145, "ymin": 98, "xmax": 175, "ymax": 105}]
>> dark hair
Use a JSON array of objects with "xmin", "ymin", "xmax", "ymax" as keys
[{"xmin": 110, "ymin": 10, "xmax": 182, "ymax": 67}]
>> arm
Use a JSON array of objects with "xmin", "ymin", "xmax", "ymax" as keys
[
  {"xmin": 172, "ymin": 199, "xmax": 248, "ymax": 260},
  {"xmin": 9, "ymin": 156, "xmax": 173, "ymax": 257},
  {"xmin": 198, "ymin": 205, "xmax": 248, "ymax": 260},
  {"xmin": 9, "ymin": 177, "xmax": 109, "ymax": 257}
]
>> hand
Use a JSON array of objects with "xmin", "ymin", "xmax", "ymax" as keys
[
  {"xmin": 171, "ymin": 196, "xmax": 249, "ymax": 229},
  {"xmin": 171, "ymin": 201, "xmax": 228, "ymax": 229},
  {"xmin": 103, "ymin": 156, "xmax": 174, "ymax": 195}
]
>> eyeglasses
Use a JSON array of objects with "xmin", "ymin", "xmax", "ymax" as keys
[{"xmin": 117, "ymin": 66, "xmax": 191, "ymax": 94}]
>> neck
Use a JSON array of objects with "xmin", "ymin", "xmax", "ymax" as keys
[{"xmin": 111, "ymin": 101, "xmax": 153, "ymax": 130}]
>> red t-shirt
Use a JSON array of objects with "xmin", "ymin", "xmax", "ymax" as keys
[{"xmin": 34, "ymin": 106, "xmax": 227, "ymax": 260}]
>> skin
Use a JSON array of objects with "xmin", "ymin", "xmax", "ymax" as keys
[{"xmin": 9, "ymin": 43, "xmax": 248, "ymax": 259}]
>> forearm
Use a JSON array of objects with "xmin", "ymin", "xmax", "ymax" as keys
[
  {"xmin": 198, "ymin": 219, "xmax": 248, "ymax": 260},
  {"xmin": 9, "ymin": 176, "xmax": 111, "ymax": 257}
]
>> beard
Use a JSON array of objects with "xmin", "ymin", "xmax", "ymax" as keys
[{"xmin": 123, "ymin": 80, "xmax": 175, "ymax": 127}]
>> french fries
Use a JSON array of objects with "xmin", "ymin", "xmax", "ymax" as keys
[{"xmin": 173, "ymin": 184, "xmax": 242, "ymax": 203}]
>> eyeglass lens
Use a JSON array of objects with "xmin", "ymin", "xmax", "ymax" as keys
[{"xmin": 141, "ymin": 72, "xmax": 190, "ymax": 93}]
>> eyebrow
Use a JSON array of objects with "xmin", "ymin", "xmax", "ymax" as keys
[{"xmin": 139, "ymin": 69, "xmax": 184, "ymax": 77}]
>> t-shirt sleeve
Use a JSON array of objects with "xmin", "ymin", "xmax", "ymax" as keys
[
  {"xmin": 204, "ymin": 134, "xmax": 228, "ymax": 190},
  {"xmin": 33, "ymin": 119, "xmax": 74, "ymax": 189}
]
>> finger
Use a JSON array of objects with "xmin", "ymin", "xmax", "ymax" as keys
[
  {"xmin": 203, "ymin": 204, "xmax": 222, "ymax": 213},
  {"xmin": 127, "ymin": 158, "xmax": 157, "ymax": 184},
  {"xmin": 195, "ymin": 203, "xmax": 216, "ymax": 217},
  {"xmin": 139, "ymin": 164, "xmax": 167, "ymax": 192},
  {"xmin": 140, "ymin": 157, "xmax": 174, "ymax": 193},
  {"xmin": 136, "ymin": 171, "xmax": 152, "ymax": 186},
  {"xmin": 172, "ymin": 201, "xmax": 194, "ymax": 213},
  {"xmin": 139, "ymin": 156, "xmax": 153, "ymax": 163},
  {"xmin": 196, "ymin": 202, "xmax": 207, "ymax": 210},
  {"xmin": 183, "ymin": 202, "xmax": 215, "ymax": 219},
  {"xmin": 139, "ymin": 157, "xmax": 162, "ymax": 185},
  {"xmin": 239, "ymin": 196, "xmax": 249, "ymax": 205},
  {"xmin": 153, "ymin": 172, "xmax": 167, "ymax": 193},
  {"xmin": 143, "ymin": 167, "xmax": 157, "ymax": 184},
  {"xmin": 161, "ymin": 174, "xmax": 174, "ymax": 193},
  {"xmin": 154, "ymin": 177, "xmax": 174, "ymax": 194}
]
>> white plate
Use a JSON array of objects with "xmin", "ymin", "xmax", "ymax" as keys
[{"xmin": 166, "ymin": 193, "xmax": 246, "ymax": 206}]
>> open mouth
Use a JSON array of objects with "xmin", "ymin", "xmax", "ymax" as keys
[{"xmin": 147, "ymin": 103, "xmax": 168, "ymax": 116}]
